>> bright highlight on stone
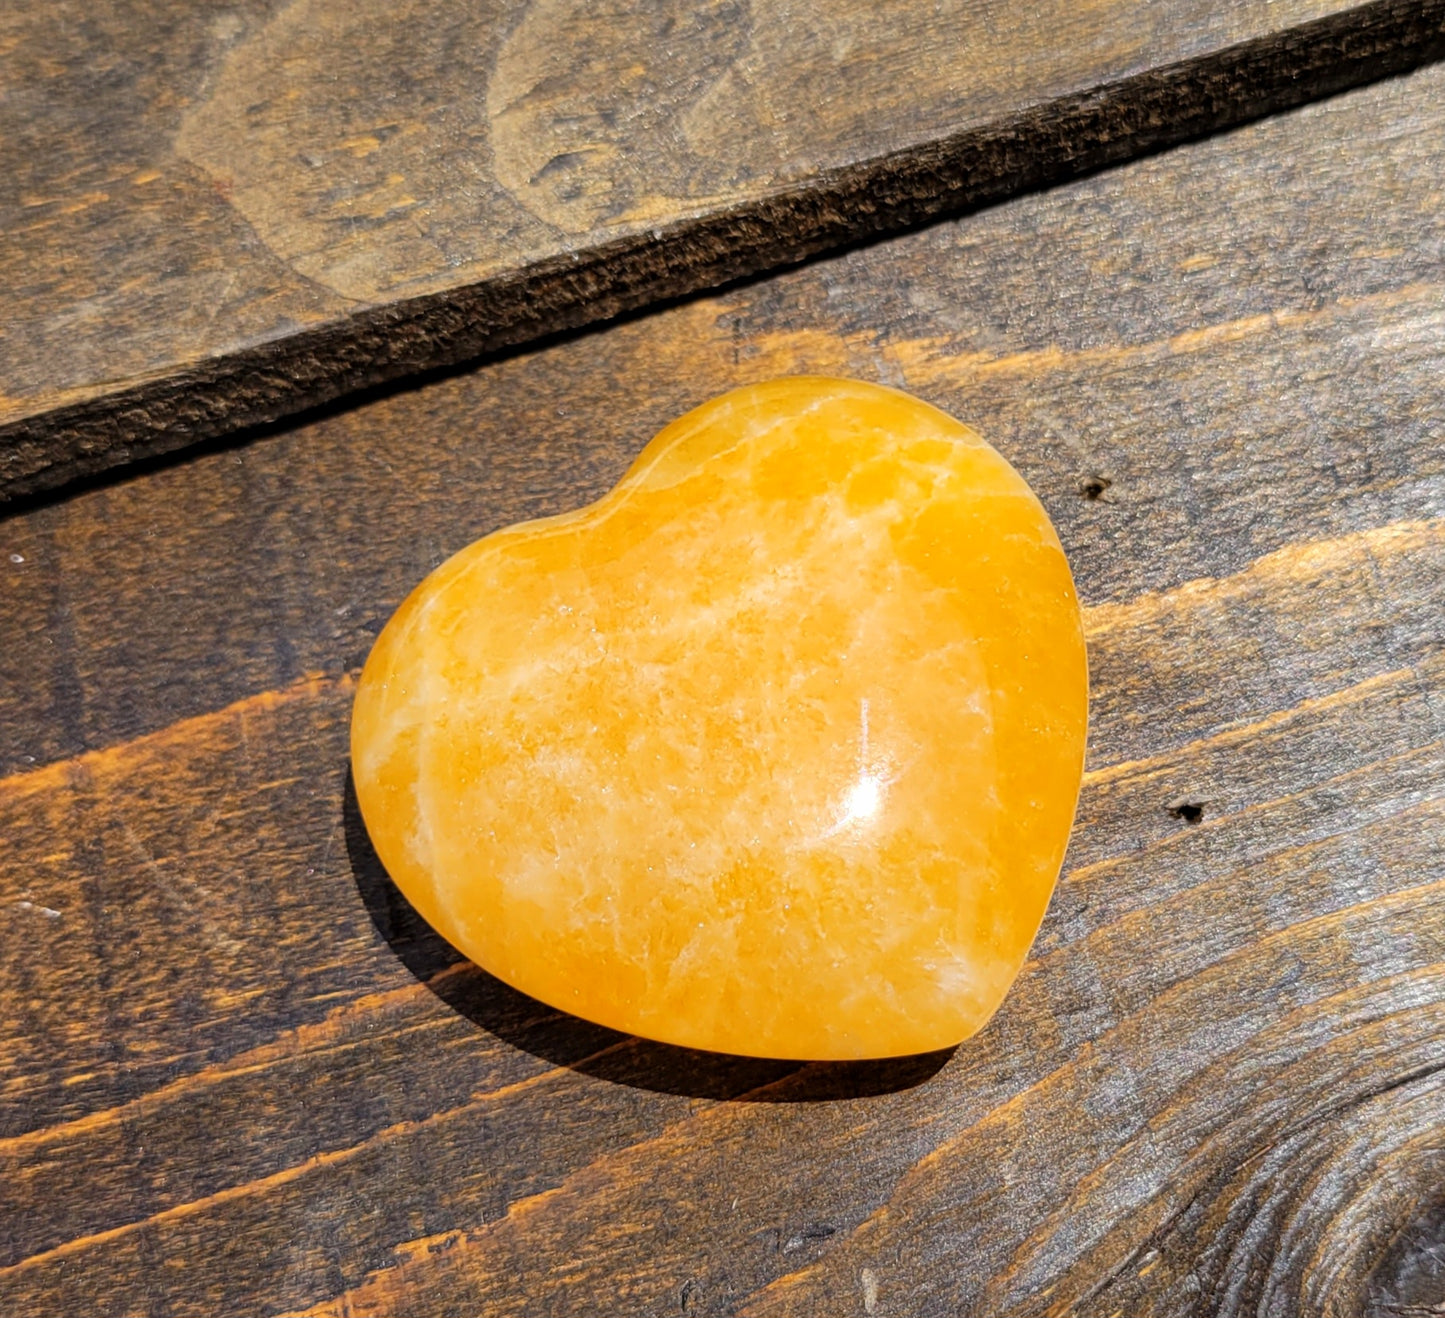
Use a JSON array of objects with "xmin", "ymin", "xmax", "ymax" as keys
[{"xmin": 351, "ymin": 377, "xmax": 1088, "ymax": 1059}]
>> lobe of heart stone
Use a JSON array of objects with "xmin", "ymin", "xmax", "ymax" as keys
[{"xmin": 351, "ymin": 376, "xmax": 1088, "ymax": 1059}]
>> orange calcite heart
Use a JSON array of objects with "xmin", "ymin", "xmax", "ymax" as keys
[{"xmin": 351, "ymin": 377, "xmax": 1087, "ymax": 1059}]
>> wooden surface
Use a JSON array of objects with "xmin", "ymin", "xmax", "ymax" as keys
[
  {"xmin": 5, "ymin": 1, "xmax": 1445, "ymax": 502},
  {"xmin": 3, "ymin": 59, "xmax": 1445, "ymax": 1318}
]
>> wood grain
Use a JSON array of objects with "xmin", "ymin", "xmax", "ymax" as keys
[
  {"xmin": 4, "ymin": 0, "xmax": 1445, "ymax": 502},
  {"xmin": 2, "ymin": 61, "xmax": 1444, "ymax": 1317}
]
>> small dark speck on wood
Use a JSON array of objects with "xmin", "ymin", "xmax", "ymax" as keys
[
  {"xmin": 783, "ymin": 1223, "xmax": 839, "ymax": 1253},
  {"xmin": 1168, "ymin": 798, "xmax": 1207, "ymax": 824}
]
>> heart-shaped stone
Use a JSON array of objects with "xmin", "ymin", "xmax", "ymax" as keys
[{"xmin": 352, "ymin": 377, "xmax": 1087, "ymax": 1059}]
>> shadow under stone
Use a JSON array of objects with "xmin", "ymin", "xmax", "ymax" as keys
[{"xmin": 343, "ymin": 769, "xmax": 953, "ymax": 1102}]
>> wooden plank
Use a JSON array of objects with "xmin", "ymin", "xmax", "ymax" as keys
[
  {"xmin": 2, "ymin": 60, "xmax": 1444, "ymax": 1318},
  {"xmin": 4, "ymin": 0, "xmax": 1445, "ymax": 502}
]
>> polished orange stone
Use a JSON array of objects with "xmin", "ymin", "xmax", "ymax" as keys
[{"xmin": 351, "ymin": 377, "xmax": 1088, "ymax": 1059}]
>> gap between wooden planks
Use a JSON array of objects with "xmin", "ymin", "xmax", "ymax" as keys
[{"xmin": 3, "ymin": 0, "xmax": 1445, "ymax": 500}]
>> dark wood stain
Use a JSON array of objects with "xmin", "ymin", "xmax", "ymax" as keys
[
  {"xmin": 3, "ymin": 0, "xmax": 1445, "ymax": 501},
  {"xmin": 0, "ymin": 57, "xmax": 1442, "ymax": 1318}
]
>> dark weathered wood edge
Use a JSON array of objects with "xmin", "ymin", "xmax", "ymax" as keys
[{"xmin": 4, "ymin": 0, "xmax": 1444, "ymax": 505}]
